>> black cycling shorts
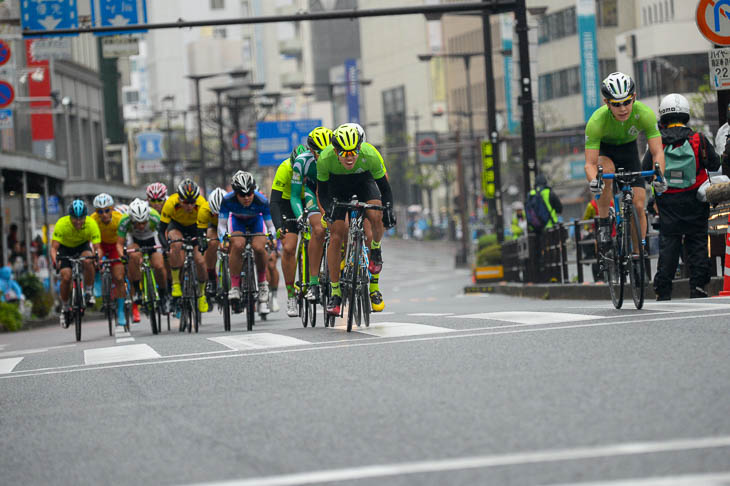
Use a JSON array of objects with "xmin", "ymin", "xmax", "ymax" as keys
[
  {"xmin": 132, "ymin": 237, "xmax": 159, "ymax": 253},
  {"xmin": 57, "ymin": 242, "xmax": 92, "ymax": 270},
  {"xmin": 166, "ymin": 220, "xmax": 199, "ymax": 245},
  {"xmin": 599, "ymin": 141, "xmax": 645, "ymax": 188},
  {"xmin": 328, "ymin": 173, "xmax": 382, "ymax": 221}
]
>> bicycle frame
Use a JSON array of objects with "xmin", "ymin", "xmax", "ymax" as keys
[
  {"xmin": 168, "ymin": 237, "xmax": 201, "ymax": 333},
  {"xmin": 227, "ymin": 232, "xmax": 267, "ymax": 331},
  {"xmin": 59, "ymin": 255, "xmax": 96, "ymax": 342},
  {"xmin": 126, "ymin": 245, "xmax": 164, "ymax": 334}
]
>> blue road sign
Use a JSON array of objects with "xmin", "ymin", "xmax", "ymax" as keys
[
  {"xmin": 21, "ymin": 0, "xmax": 79, "ymax": 36},
  {"xmin": 233, "ymin": 131, "xmax": 249, "ymax": 150},
  {"xmin": 90, "ymin": 0, "xmax": 148, "ymax": 36},
  {"xmin": 256, "ymin": 119, "xmax": 322, "ymax": 167},
  {"xmin": 135, "ymin": 131, "xmax": 164, "ymax": 160},
  {"xmin": 0, "ymin": 40, "xmax": 11, "ymax": 67},
  {"xmin": 0, "ymin": 81, "xmax": 14, "ymax": 108}
]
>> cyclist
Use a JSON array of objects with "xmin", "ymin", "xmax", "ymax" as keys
[
  {"xmin": 270, "ymin": 145, "xmax": 308, "ymax": 317},
  {"xmin": 585, "ymin": 72, "xmax": 666, "ymax": 253},
  {"xmin": 317, "ymin": 124, "xmax": 396, "ymax": 316},
  {"xmin": 50, "ymin": 200, "xmax": 101, "ymax": 329},
  {"xmin": 117, "ymin": 198, "xmax": 170, "ymax": 314},
  {"xmin": 219, "ymin": 171, "xmax": 276, "ymax": 315},
  {"xmin": 198, "ymin": 187, "xmax": 226, "ymax": 304},
  {"xmin": 291, "ymin": 126, "xmax": 332, "ymax": 304},
  {"xmin": 146, "ymin": 182, "xmax": 167, "ymax": 214},
  {"xmin": 158, "ymin": 178, "xmax": 209, "ymax": 313},
  {"xmin": 90, "ymin": 193, "xmax": 129, "ymax": 324},
  {"xmin": 115, "ymin": 204, "xmax": 129, "ymax": 215}
]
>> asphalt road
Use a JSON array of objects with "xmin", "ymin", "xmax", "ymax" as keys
[{"xmin": 1, "ymin": 239, "xmax": 730, "ymax": 486}]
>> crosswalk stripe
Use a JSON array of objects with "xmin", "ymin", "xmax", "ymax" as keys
[
  {"xmin": 408, "ymin": 313, "xmax": 454, "ymax": 317},
  {"xmin": 0, "ymin": 357, "xmax": 23, "ymax": 374},
  {"xmin": 84, "ymin": 344, "xmax": 161, "ymax": 365},
  {"xmin": 208, "ymin": 333, "xmax": 311, "ymax": 351},
  {"xmin": 334, "ymin": 321, "xmax": 453, "ymax": 338},
  {"xmin": 642, "ymin": 302, "xmax": 730, "ymax": 313},
  {"xmin": 457, "ymin": 311, "xmax": 607, "ymax": 325},
  {"xmin": 116, "ymin": 337, "xmax": 135, "ymax": 343}
]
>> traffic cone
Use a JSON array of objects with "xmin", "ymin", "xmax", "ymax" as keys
[{"xmin": 719, "ymin": 213, "xmax": 730, "ymax": 296}]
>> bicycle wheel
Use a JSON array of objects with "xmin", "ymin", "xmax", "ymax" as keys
[
  {"xmin": 245, "ymin": 256, "xmax": 256, "ymax": 331},
  {"xmin": 320, "ymin": 244, "xmax": 333, "ymax": 328},
  {"xmin": 604, "ymin": 217, "xmax": 624, "ymax": 309},
  {"xmin": 360, "ymin": 272, "xmax": 370, "ymax": 328},
  {"xmin": 345, "ymin": 235, "xmax": 361, "ymax": 333},
  {"xmin": 626, "ymin": 206, "xmax": 645, "ymax": 309},
  {"xmin": 220, "ymin": 258, "xmax": 231, "ymax": 332},
  {"xmin": 73, "ymin": 280, "xmax": 83, "ymax": 342},
  {"xmin": 192, "ymin": 272, "xmax": 200, "ymax": 334},
  {"xmin": 102, "ymin": 271, "xmax": 113, "ymax": 336},
  {"xmin": 145, "ymin": 269, "xmax": 159, "ymax": 335}
]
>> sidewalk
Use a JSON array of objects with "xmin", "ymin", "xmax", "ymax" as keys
[{"xmin": 465, "ymin": 277, "xmax": 725, "ymax": 300}]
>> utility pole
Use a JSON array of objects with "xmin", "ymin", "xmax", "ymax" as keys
[{"xmin": 515, "ymin": 0, "xmax": 538, "ymax": 196}]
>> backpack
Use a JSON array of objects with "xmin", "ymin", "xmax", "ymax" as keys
[
  {"xmin": 525, "ymin": 188, "xmax": 554, "ymax": 231},
  {"xmin": 663, "ymin": 139, "xmax": 696, "ymax": 189}
]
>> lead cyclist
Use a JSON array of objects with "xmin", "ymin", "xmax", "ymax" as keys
[{"xmin": 584, "ymin": 72, "xmax": 666, "ymax": 253}]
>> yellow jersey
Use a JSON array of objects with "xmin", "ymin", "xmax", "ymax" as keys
[
  {"xmin": 90, "ymin": 210, "xmax": 123, "ymax": 244},
  {"xmin": 196, "ymin": 199, "xmax": 219, "ymax": 230},
  {"xmin": 160, "ymin": 193, "xmax": 206, "ymax": 227},
  {"xmin": 52, "ymin": 215, "xmax": 101, "ymax": 248}
]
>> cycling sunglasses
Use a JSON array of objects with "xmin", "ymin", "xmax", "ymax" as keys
[
  {"xmin": 608, "ymin": 97, "xmax": 634, "ymax": 107},
  {"xmin": 337, "ymin": 149, "xmax": 360, "ymax": 158},
  {"xmin": 148, "ymin": 198, "xmax": 164, "ymax": 203},
  {"xmin": 96, "ymin": 208, "xmax": 111, "ymax": 214},
  {"xmin": 235, "ymin": 189, "xmax": 255, "ymax": 197}
]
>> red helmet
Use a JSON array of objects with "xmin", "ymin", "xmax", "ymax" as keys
[{"xmin": 146, "ymin": 182, "xmax": 167, "ymax": 201}]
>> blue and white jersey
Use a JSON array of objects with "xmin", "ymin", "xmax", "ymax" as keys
[{"xmin": 217, "ymin": 191, "xmax": 275, "ymax": 238}]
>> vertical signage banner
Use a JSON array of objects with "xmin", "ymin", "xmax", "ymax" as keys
[
  {"xmin": 500, "ymin": 14, "xmax": 517, "ymax": 133},
  {"xmin": 344, "ymin": 58, "xmax": 360, "ymax": 125},
  {"xmin": 577, "ymin": 0, "xmax": 601, "ymax": 122},
  {"xmin": 25, "ymin": 39, "xmax": 55, "ymax": 159}
]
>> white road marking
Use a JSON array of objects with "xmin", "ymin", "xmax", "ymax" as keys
[
  {"xmin": 116, "ymin": 337, "xmax": 135, "ymax": 343},
  {"xmin": 408, "ymin": 313, "xmax": 454, "ymax": 317},
  {"xmin": 0, "ymin": 357, "xmax": 24, "ymax": 374},
  {"xmin": 84, "ymin": 344, "xmax": 161, "ymax": 365},
  {"xmin": 115, "ymin": 330, "xmax": 131, "ymax": 338},
  {"xmin": 185, "ymin": 435, "xmax": 730, "ymax": 486},
  {"xmin": 547, "ymin": 472, "xmax": 730, "ymax": 486},
  {"xmin": 0, "ymin": 344, "xmax": 75, "ymax": 358},
  {"xmin": 458, "ymin": 311, "xmax": 607, "ymax": 324},
  {"xmin": 208, "ymin": 333, "xmax": 311, "ymax": 351},
  {"xmin": 6, "ymin": 311, "xmax": 730, "ymax": 380},
  {"xmin": 347, "ymin": 322, "xmax": 453, "ymax": 338},
  {"xmin": 642, "ymin": 302, "xmax": 730, "ymax": 313}
]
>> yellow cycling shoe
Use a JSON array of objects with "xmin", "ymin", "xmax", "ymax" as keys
[
  {"xmin": 198, "ymin": 294, "xmax": 209, "ymax": 313},
  {"xmin": 369, "ymin": 290, "xmax": 385, "ymax": 312},
  {"xmin": 340, "ymin": 259, "xmax": 345, "ymax": 271},
  {"xmin": 171, "ymin": 282, "xmax": 182, "ymax": 297}
]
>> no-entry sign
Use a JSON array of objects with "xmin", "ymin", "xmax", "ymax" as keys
[
  {"xmin": 0, "ymin": 81, "xmax": 15, "ymax": 108},
  {"xmin": 0, "ymin": 40, "xmax": 11, "ymax": 67}
]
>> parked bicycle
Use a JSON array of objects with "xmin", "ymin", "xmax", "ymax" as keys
[
  {"xmin": 126, "ymin": 245, "xmax": 168, "ymax": 334},
  {"xmin": 168, "ymin": 237, "xmax": 201, "ymax": 333},
  {"xmin": 597, "ymin": 163, "xmax": 662, "ymax": 309},
  {"xmin": 59, "ymin": 254, "xmax": 98, "ymax": 342}
]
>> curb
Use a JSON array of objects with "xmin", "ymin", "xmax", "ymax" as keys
[{"xmin": 465, "ymin": 277, "xmax": 725, "ymax": 300}]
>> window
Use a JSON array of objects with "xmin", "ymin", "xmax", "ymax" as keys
[
  {"xmin": 537, "ymin": 7, "xmax": 577, "ymax": 44},
  {"xmin": 125, "ymin": 91, "xmax": 139, "ymax": 104},
  {"xmin": 599, "ymin": 59, "xmax": 617, "ymax": 80},
  {"xmin": 210, "ymin": 0, "xmax": 224, "ymax": 9},
  {"xmin": 633, "ymin": 54, "xmax": 708, "ymax": 97},
  {"xmin": 597, "ymin": 0, "xmax": 618, "ymax": 27},
  {"xmin": 213, "ymin": 27, "xmax": 227, "ymax": 38},
  {"xmin": 538, "ymin": 66, "xmax": 581, "ymax": 101}
]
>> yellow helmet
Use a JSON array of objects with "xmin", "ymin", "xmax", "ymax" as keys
[
  {"xmin": 332, "ymin": 124, "xmax": 362, "ymax": 152},
  {"xmin": 307, "ymin": 126, "xmax": 333, "ymax": 152}
]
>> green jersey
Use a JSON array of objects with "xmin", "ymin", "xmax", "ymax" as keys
[
  {"xmin": 317, "ymin": 142, "xmax": 387, "ymax": 181},
  {"xmin": 585, "ymin": 100, "xmax": 661, "ymax": 150},
  {"xmin": 117, "ymin": 208, "xmax": 161, "ymax": 241},
  {"xmin": 291, "ymin": 151, "xmax": 318, "ymax": 218}
]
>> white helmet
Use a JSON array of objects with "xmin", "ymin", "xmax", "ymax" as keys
[
  {"xmin": 93, "ymin": 193, "xmax": 114, "ymax": 209},
  {"xmin": 115, "ymin": 204, "xmax": 129, "ymax": 215},
  {"xmin": 601, "ymin": 72, "xmax": 635, "ymax": 101},
  {"xmin": 208, "ymin": 188, "xmax": 226, "ymax": 215},
  {"xmin": 342, "ymin": 122, "xmax": 366, "ymax": 144},
  {"xmin": 128, "ymin": 198, "xmax": 150, "ymax": 223},
  {"xmin": 658, "ymin": 93, "xmax": 690, "ymax": 122},
  {"xmin": 231, "ymin": 170, "xmax": 256, "ymax": 194}
]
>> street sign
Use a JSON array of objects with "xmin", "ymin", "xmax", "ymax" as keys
[
  {"xmin": 481, "ymin": 141, "xmax": 495, "ymax": 199},
  {"xmin": 29, "ymin": 37, "xmax": 72, "ymax": 60},
  {"xmin": 233, "ymin": 130, "xmax": 250, "ymax": 150},
  {"xmin": 256, "ymin": 119, "xmax": 322, "ymax": 167},
  {"xmin": 0, "ymin": 80, "xmax": 14, "ymax": 108},
  {"xmin": 0, "ymin": 109, "xmax": 12, "ymax": 129},
  {"xmin": 91, "ymin": 0, "xmax": 148, "ymax": 36},
  {"xmin": 20, "ymin": 0, "xmax": 79, "ymax": 36},
  {"xmin": 416, "ymin": 131, "xmax": 438, "ymax": 164},
  {"xmin": 137, "ymin": 159, "xmax": 165, "ymax": 174},
  {"xmin": 0, "ymin": 39, "xmax": 10, "ymax": 67},
  {"xmin": 101, "ymin": 35, "xmax": 139, "ymax": 58},
  {"xmin": 135, "ymin": 131, "xmax": 164, "ymax": 160},
  {"xmin": 696, "ymin": 0, "xmax": 730, "ymax": 46},
  {"xmin": 709, "ymin": 48, "xmax": 730, "ymax": 90}
]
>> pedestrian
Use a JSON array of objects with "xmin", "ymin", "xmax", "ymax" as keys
[
  {"xmin": 510, "ymin": 201, "xmax": 527, "ymax": 239},
  {"xmin": 0, "ymin": 265, "xmax": 24, "ymax": 304},
  {"xmin": 526, "ymin": 173, "xmax": 562, "ymax": 232},
  {"xmin": 642, "ymin": 93, "xmax": 721, "ymax": 300}
]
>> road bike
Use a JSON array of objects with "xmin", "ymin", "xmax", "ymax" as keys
[
  {"xmin": 597, "ymin": 164, "xmax": 662, "ymax": 309},
  {"xmin": 228, "ymin": 232, "xmax": 267, "ymax": 331},
  {"xmin": 216, "ymin": 239, "xmax": 231, "ymax": 332},
  {"xmin": 59, "ymin": 254, "xmax": 98, "ymax": 342},
  {"xmin": 332, "ymin": 199, "xmax": 383, "ymax": 332},
  {"xmin": 294, "ymin": 214, "xmax": 317, "ymax": 328},
  {"xmin": 99, "ymin": 257, "xmax": 128, "ymax": 336},
  {"xmin": 319, "ymin": 220, "xmax": 333, "ymax": 328},
  {"xmin": 168, "ymin": 237, "xmax": 201, "ymax": 333},
  {"xmin": 126, "ymin": 245, "xmax": 168, "ymax": 334}
]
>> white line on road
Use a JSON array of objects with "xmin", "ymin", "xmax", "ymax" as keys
[
  {"xmin": 184, "ymin": 436, "xmax": 730, "ymax": 486},
  {"xmin": 408, "ymin": 313, "xmax": 454, "ymax": 317},
  {"xmin": 0, "ymin": 344, "xmax": 76, "ymax": 358},
  {"xmin": 0, "ymin": 357, "xmax": 23, "ymax": 374},
  {"xmin": 116, "ymin": 337, "xmax": 135, "ymax": 343},
  {"xmin": 341, "ymin": 322, "xmax": 452, "ymax": 338},
  {"xmin": 546, "ymin": 471, "xmax": 730, "ymax": 486},
  {"xmin": 458, "ymin": 311, "xmax": 608, "ymax": 324},
  {"xmin": 84, "ymin": 344, "xmax": 161, "ymax": 365},
  {"xmin": 6, "ymin": 311, "xmax": 730, "ymax": 380},
  {"xmin": 208, "ymin": 333, "xmax": 311, "ymax": 350}
]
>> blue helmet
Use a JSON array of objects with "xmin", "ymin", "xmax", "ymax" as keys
[{"xmin": 67, "ymin": 199, "xmax": 87, "ymax": 218}]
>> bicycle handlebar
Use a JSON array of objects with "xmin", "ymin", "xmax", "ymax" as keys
[
  {"xmin": 597, "ymin": 163, "xmax": 663, "ymax": 184},
  {"xmin": 332, "ymin": 200, "xmax": 385, "ymax": 211},
  {"xmin": 124, "ymin": 245, "xmax": 162, "ymax": 254}
]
